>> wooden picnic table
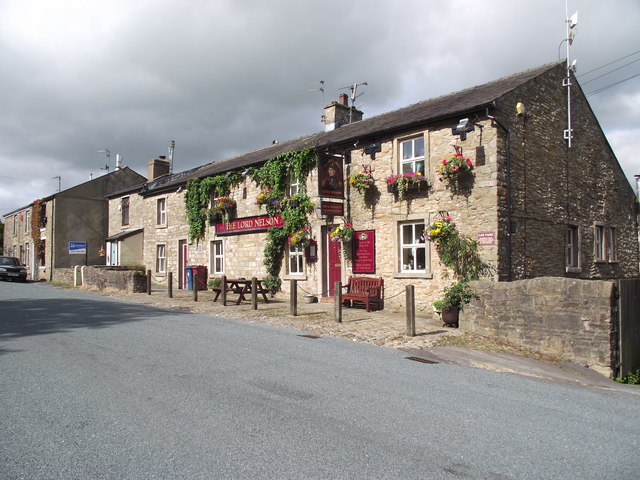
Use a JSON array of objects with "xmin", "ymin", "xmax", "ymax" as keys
[{"xmin": 212, "ymin": 278, "xmax": 270, "ymax": 305}]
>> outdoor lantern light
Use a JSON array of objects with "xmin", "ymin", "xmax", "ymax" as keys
[{"xmin": 452, "ymin": 118, "xmax": 476, "ymax": 141}]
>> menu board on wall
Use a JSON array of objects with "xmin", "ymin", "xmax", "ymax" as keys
[{"xmin": 352, "ymin": 230, "xmax": 376, "ymax": 274}]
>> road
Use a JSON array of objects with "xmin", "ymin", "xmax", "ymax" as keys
[{"xmin": 1, "ymin": 282, "xmax": 639, "ymax": 479}]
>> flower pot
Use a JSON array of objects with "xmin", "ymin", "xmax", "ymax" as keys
[
  {"xmin": 303, "ymin": 295, "xmax": 317, "ymax": 304},
  {"xmin": 441, "ymin": 307, "xmax": 460, "ymax": 328}
]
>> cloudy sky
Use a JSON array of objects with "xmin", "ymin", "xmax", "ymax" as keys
[{"xmin": 1, "ymin": 0, "xmax": 639, "ymax": 217}]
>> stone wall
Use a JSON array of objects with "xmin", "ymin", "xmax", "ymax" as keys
[
  {"xmin": 82, "ymin": 266, "xmax": 147, "ymax": 293},
  {"xmin": 496, "ymin": 64, "xmax": 639, "ymax": 280},
  {"xmin": 51, "ymin": 267, "xmax": 74, "ymax": 285},
  {"xmin": 463, "ymin": 277, "xmax": 616, "ymax": 376}
]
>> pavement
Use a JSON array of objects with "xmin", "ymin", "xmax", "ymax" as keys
[{"xmin": 94, "ymin": 285, "xmax": 639, "ymax": 395}]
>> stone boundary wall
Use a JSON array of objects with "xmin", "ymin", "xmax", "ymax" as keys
[
  {"xmin": 82, "ymin": 266, "xmax": 147, "ymax": 293},
  {"xmin": 463, "ymin": 277, "xmax": 616, "ymax": 376},
  {"xmin": 51, "ymin": 268, "xmax": 74, "ymax": 285}
]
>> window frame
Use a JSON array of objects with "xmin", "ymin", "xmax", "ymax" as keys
[
  {"xmin": 287, "ymin": 244, "xmax": 305, "ymax": 276},
  {"xmin": 25, "ymin": 211, "xmax": 30, "ymax": 233},
  {"xmin": 156, "ymin": 198, "xmax": 167, "ymax": 226},
  {"xmin": 594, "ymin": 223, "xmax": 617, "ymax": 263},
  {"xmin": 287, "ymin": 174, "xmax": 301, "ymax": 196},
  {"xmin": 400, "ymin": 135, "xmax": 425, "ymax": 175},
  {"xmin": 398, "ymin": 220, "xmax": 428, "ymax": 276},
  {"xmin": 156, "ymin": 244, "xmax": 167, "ymax": 273},
  {"xmin": 565, "ymin": 225, "xmax": 580, "ymax": 271},
  {"xmin": 210, "ymin": 240, "xmax": 224, "ymax": 275},
  {"xmin": 121, "ymin": 196, "xmax": 130, "ymax": 226},
  {"xmin": 24, "ymin": 243, "xmax": 30, "ymax": 267}
]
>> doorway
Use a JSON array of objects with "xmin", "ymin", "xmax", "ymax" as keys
[
  {"xmin": 323, "ymin": 225, "xmax": 342, "ymax": 297},
  {"xmin": 178, "ymin": 240, "xmax": 188, "ymax": 289}
]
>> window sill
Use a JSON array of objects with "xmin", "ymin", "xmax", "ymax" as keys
[
  {"xmin": 394, "ymin": 271, "xmax": 433, "ymax": 279},
  {"xmin": 565, "ymin": 267, "xmax": 582, "ymax": 273},
  {"xmin": 283, "ymin": 274, "xmax": 307, "ymax": 281},
  {"xmin": 156, "ymin": 224, "xmax": 167, "ymax": 229}
]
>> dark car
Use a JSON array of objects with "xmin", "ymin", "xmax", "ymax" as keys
[{"xmin": 0, "ymin": 256, "xmax": 28, "ymax": 282}]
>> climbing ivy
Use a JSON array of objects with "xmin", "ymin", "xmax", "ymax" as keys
[
  {"xmin": 250, "ymin": 148, "xmax": 316, "ymax": 292},
  {"xmin": 185, "ymin": 172, "xmax": 242, "ymax": 242},
  {"xmin": 183, "ymin": 148, "xmax": 316, "ymax": 290},
  {"xmin": 30, "ymin": 199, "xmax": 45, "ymax": 260}
]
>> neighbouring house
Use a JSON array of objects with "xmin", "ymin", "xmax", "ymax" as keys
[
  {"xmin": 2, "ymin": 167, "xmax": 146, "ymax": 282},
  {"xmin": 108, "ymin": 62, "xmax": 638, "ymax": 307}
]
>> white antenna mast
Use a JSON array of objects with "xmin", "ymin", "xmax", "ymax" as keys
[
  {"xmin": 563, "ymin": 2, "xmax": 578, "ymax": 148},
  {"xmin": 168, "ymin": 140, "xmax": 176, "ymax": 173}
]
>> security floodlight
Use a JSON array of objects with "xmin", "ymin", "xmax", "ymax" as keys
[{"xmin": 452, "ymin": 118, "xmax": 476, "ymax": 141}]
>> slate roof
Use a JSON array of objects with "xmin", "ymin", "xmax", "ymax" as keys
[{"xmin": 144, "ymin": 62, "xmax": 563, "ymax": 195}]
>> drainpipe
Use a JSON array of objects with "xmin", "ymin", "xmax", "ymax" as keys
[
  {"xmin": 49, "ymin": 198, "xmax": 55, "ymax": 282},
  {"xmin": 486, "ymin": 107, "xmax": 513, "ymax": 281}
]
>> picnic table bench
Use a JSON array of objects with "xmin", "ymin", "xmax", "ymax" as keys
[
  {"xmin": 341, "ymin": 276, "xmax": 384, "ymax": 312},
  {"xmin": 211, "ymin": 278, "xmax": 270, "ymax": 305}
]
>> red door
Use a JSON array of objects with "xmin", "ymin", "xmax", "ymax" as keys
[
  {"xmin": 179, "ymin": 240, "xmax": 188, "ymax": 289},
  {"xmin": 327, "ymin": 231, "xmax": 342, "ymax": 296}
]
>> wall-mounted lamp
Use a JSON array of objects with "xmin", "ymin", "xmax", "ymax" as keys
[
  {"xmin": 516, "ymin": 102, "xmax": 526, "ymax": 117},
  {"xmin": 176, "ymin": 186, "xmax": 183, "ymax": 193},
  {"xmin": 452, "ymin": 118, "xmax": 476, "ymax": 141}
]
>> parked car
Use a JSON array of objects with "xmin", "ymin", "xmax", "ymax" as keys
[{"xmin": 0, "ymin": 256, "xmax": 28, "ymax": 282}]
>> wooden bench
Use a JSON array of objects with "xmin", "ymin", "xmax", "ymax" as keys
[{"xmin": 341, "ymin": 276, "xmax": 384, "ymax": 312}]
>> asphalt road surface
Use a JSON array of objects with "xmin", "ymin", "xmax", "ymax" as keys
[{"xmin": 1, "ymin": 282, "xmax": 639, "ymax": 479}]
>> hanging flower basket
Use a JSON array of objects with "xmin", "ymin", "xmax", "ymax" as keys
[
  {"xmin": 288, "ymin": 227, "xmax": 311, "ymax": 247},
  {"xmin": 426, "ymin": 215, "xmax": 457, "ymax": 247},
  {"xmin": 385, "ymin": 172, "xmax": 428, "ymax": 199},
  {"xmin": 438, "ymin": 153, "xmax": 473, "ymax": 192},
  {"xmin": 98, "ymin": 248, "xmax": 106, "ymax": 257},
  {"xmin": 349, "ymin": 169, "xmax": 375, "ymax": 196},
  {"xmin": 212, "ymin": 196, "xmax": 236, "ymax": 223},
  {"xmin": 329, "ymin": 222, "xmax": 354, "ymax": 243}
]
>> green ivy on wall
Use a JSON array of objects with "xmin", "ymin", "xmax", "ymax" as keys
[
  {"xmin": 185, "ymin": 172, "xmax": 242, "ymax": 242},
  {"xmin": 250, "ymin": 148, "xmax": 316, "ymax": 292},
  {"xmin": 30, "ymin": 199, "xmax": 45, "ymax": 259},
  {"xmin": 183, "ymin": 148, "xmax": 317, "ymax": 292}
]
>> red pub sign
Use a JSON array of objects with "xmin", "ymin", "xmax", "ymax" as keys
[
  {"xmin": 215, "ymin": 215, "xmax": 284, "ymax": 236},
  {"xmin": 352, "ymin": 230, "xmax": 376, "ymax": 274}
]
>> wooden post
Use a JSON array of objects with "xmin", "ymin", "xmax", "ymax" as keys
[
  {"xmin": 147, "ymin": 269, "xmax": 151, "ymax": 295},
  {"xmin": 193, "ymin": 273, "xmax": 198, "ymax": 302},
  {"xmin": 222, "ymin": 275, "xmax": 227, "ymax": 306},
  {"xmin": 290, "ymin": 279, "xmax": 298, "ymax": 316},
  {"xmin": 334, "ymin": 281, "xmax": 342, "ymax": 323},
  {"xmin": 406, "ymin": 284, "xmax": 416, "ymax": 337},
  {"xmin": 251, "ymin": 277, "xmax": 258, "ymax": 310},
  {"xmin": 168, "ymin": 272, "xmax": 173, "ymax": 298}
]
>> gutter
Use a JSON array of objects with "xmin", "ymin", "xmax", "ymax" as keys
[{"xmin": 486, "ymin": 106, "xmax": 513, "ymax": 282}]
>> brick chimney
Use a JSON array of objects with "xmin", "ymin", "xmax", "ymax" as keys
[
  {"xmin": 323, "ymin": 94, "xmax": 363, "ymax": 132},
  {"xmin": 148, "ymin": 156, "xmax": 171, "ymax": 181}
]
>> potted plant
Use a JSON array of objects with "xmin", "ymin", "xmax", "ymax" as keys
[
  {"xmin": 349, "ymin": 169, "xmax": 375, "ymax": 196},
  {"xmin": 329, "ymin": 222, "xmax": 354, "ymax": 243},
  {"xmin": 385, "ymin": 172, "xmax": 427, "ymax": 200},
  {"xmin": 438, "ymin": 153, "xmax": 473, "ymax": 192},
  {"xmin": 288, "ymin": 227, "xmax": 311, "ymax": 247},
  {"xmin": 426, "ymin": 215, "xmax": 457, "ymax": 247},
  {"xmin": 208, "ymin": 277, "xmax": 222, "ymax": 288},
  {"xmin": 432, "ymin": 280, "xmax": 475, "ymax": 328},
  {"xmin": 211, "ymin": 196, "xmax": 237, "ymax": 223}
]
